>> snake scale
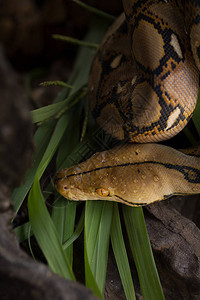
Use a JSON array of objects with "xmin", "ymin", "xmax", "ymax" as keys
[{"xmin": 55, "ymin": 0, "xmax": 200, "ymax": 206}]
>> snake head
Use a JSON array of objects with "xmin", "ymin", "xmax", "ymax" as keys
[
  {"xmin": 54, "ymin": 143, "xmax": 200, "ymax": 206},
  {"xmin": 54, "ymin": 164, "xmax": 113, "ymax": 201}
]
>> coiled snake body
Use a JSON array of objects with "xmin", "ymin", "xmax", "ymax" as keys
[{"xmin": 55, "ymin": 0, "xmax": 200, "ymax": 206}]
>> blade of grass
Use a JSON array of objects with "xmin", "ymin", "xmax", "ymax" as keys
[
  {"xmin": 52, "ymin": 34, "xmax": 99, "ymax": 49},
  {"xmin": 12, "ymin": 120, "xmax": 56, "ymax": 213},
  {"xmin": 55, "ymin": 101, "xmax": 84, "ymax": 167},
  {"xmin": 84, "ymin": 247, "xmax": 103, "ymax": 299},
  {"xmin": 22, "ymin": 112, "xmax": 71, "ymax": 274},
  {"xmin": 73, "ymin": 0, "xmax": 116, "ymax": 20},
  {"xmin": 80, "ymin": 97, "xmax": 89, "ymax": 142},
  {"xmin": 111, "ymin": 204, "xmax": 136, "ymax": 300},
  {"xmin": 31, "ymin": 101, "xmax": 66, "ymax": 123},
  {"xmin": 28, "ymin": 225, "xmax": 36, "ymax": 260},
  {"xmin": 13, "ymin": 85, "xmax": 72, "ymax": 213},
  {"xmin": 52, "ymin": 198, "xmax": 77, "ymax": 265},
  {"xmin": 14, "ymin": 108, "xmax": 81, "ymax": 243},
  {"xmin": 14, "ymin": 222, "xmax": 32, "ymax": 243},
  {"xmin": 67, "ymin": 16, "xmax": 112, "ymax": 92},
  {"xmin": 37, "ymin": 112, "xmax": 70, "ymax": 178},
  {"xmin": 93, "ymin": 201, "xmax": 113, "ymax": 292},
  {"xmin": 63, "ymin": 210, "xmax": 85, "ymax": 250},
  {"xmin": 40, "ymin": 81, "xmax": 73, "ymax": 88},
  {"xmin": 25, "ymin": 68, "xmax": 47, "ymax": 108},
  {"xmin": 31, "ymin": 86, "xmax": 87, "ymax": 124},
  {"xmin": 28, "ymin": 177, "xmax": 75, "ymax": 280},
  {"xmin": 84, "ymin": 201, "xmax": 113, "ymax": 295},
  {"xmin": 51, "ymin": 197, "xmax": 67, "ymax": 240},
  {"xmin": 123, "ymin": 206, "xmax": 165, "ymax": 300},
  {"xmin": 51, "ymin": 102, "xmax": 84, "ymax": 264}
]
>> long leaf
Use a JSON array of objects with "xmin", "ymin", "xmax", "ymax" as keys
[
  {"xmin": 84, "ymin": 245, "xmax": 103, "ymax": 299},
  {"xmin": 12, "ymin": 120, "xmax": 56, "ymax": 213},
  {"xmin": 84, "ymin": 201, "xmax": 113, "ymax": 295},
  {"xmin": 63, "ymin": 210, "xmax": 85, "ymax": 250},
  {"xmin": 28, "ymin": 177, "xmax": 75, "ymax": 280},
  {"xmin": 73, "ymin": 0, "xmax": 116, "ymax": 20},
  {"xmin": 14, "ymin": 222, "xmax": 32, "ymax": 243},
  {"xmin": 31, "ymin": 86, "xmax": 87, "ymax": 123},
  {"xmin": 52, "ymin": 200, "xmax": 77, "ymax": 264},
  {"xmin": 51, "ymin": 102, "xmax": 84, "ymax": 264},
  {"xmin": 37, "ymin": 112, "xmax": 70, "ymax": 177},
  {"xmin": 111, "ymin": 204, "xmax": 136, "ymax": 300},
  {"xmin": 123, "ymin": 206, "xmax": 165, "ymax": 300}
]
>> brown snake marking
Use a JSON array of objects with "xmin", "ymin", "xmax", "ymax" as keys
[
  {"xmin": 89, "ymin": 0, "xmax": 199, "ymax": 143},
  {"xmin": 55, "ymin": 0, "xmax": 200, "ymax": 206}
]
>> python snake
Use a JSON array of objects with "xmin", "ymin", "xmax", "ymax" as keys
[{"xmin": 55, "ymin": 0, "xmax": 200, "ymax": 206}]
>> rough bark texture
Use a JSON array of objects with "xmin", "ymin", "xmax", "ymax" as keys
[
  {"xmin": 145, "ymin": 201, "xmax": 200, "ymax": 300},
  {"xmin": 0, "ymin": 48, "xmax": 97, "ymax": 300},
  {"xmin": 0, "ymin": 209, "xmax": 98, "ymax": 300}
]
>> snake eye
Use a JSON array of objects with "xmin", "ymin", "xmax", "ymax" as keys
[{"xmin": 96, "ymin": 188, "xmax": 110, "ymax": 197}]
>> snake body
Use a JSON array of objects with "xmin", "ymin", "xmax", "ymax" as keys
[
  {"xmin": 89, "ymin": 0, "xmax": 199, "ymax": 142},
  {"xmin": 55, "ymin": 0, "xmax": 200, "ymax": 206}
]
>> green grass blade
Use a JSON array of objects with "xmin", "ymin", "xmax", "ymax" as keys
[
  {"xmin": 68, "ymin": 17, "xmax": 111, "ymax": 92},
  {"xmin": 63, "ymin": 210, "xmax": 84, "ymax": 250},
  {"xmin": 94, "ymin": 202, "xmax": 113, "ymax": 292},
  {"xmin": 51, "ymin": 197, "xmax": 67, "ymax": 241},
  {"xmin": 51, "ymin": 102, "xmax": 84, "ymax": 263},
  {"xmin": 72, "ymin": 0, "xmax": 116, "ymax": 21},
  {"xmin": 28, "ymin": 226, "xmax": 36, "ymax": 260},
  {"xmin": 13, "ymin": 108, "xmax": 70, "ymax": 214},
  {"xmin": 111, "ymin": 204, "xmax": 136, "ymax": 300},
  {"xmin": 12, "ymin": 120, "xmax": 56, "ymax": 213},
  {"xmin": 31, "ymin": 86, "xmax": 87, "ymax": 123},
  {"xmin": 28, "ymin": 177, "xmax": 75, "ymax": 280},
  {"xmin": 40, "ymin": 81, "xmax": 73, "ymax": 88},
  {"xmin": 59, "ymin": 201, "xmax": 77, "ymax": 263},
  {"xmin": 55, "ymin": 102, "xmax": 83, "ymax": 167},
  {"xmin": 14, "ymin": 222, "xmax": 32, "ymax": 243},
  {"xmin": 31, "ymin": 101, "xmax": 66, "ymax": 123},
  {"xmin": 80, "ymin": 98, "xmax": 89, "ymax": 142},
  {"xmin": 37, "ymin": 112, "xmax": 70, "ymax": 177},
  {"xmin": 123, "ymin": 206, "xmax": 165, "ymax": 300},
  {"xmin": 52, "ymin": 196, "xmax": 77, "ymax": 263},
  {"xmin": 84, "ymin": 201, "xmax": 113, "ymax": 294},
  {"xmin": 84, "ymin": 247, "xmax": 103, "ymax": 299},
  {"xmin": 52, "ymin": 34, "xmax": 99, "ymax": 49}
]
